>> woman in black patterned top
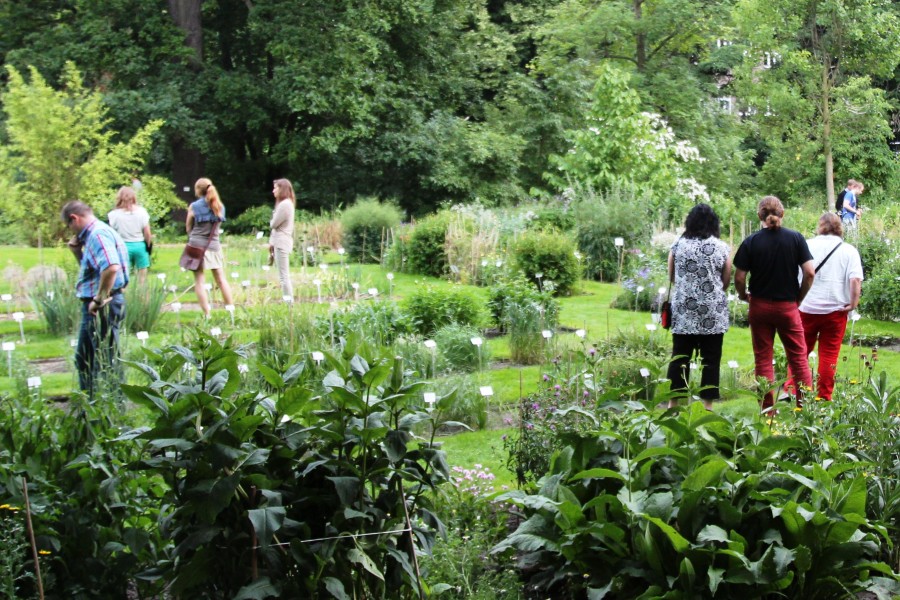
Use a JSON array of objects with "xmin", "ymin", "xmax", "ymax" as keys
[{"xmin": 666, "ymin": 203, "xmax": 732, "ymax": 409}]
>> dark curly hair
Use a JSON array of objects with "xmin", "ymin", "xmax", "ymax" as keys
[{"xmin": 683, "ymin": 203, "xmax": 720, "ymax": 239}]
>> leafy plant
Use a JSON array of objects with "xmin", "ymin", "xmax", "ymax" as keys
[
  {"xmin": 123, "ymin": 279, "xmax": 167, "ymax": 333},
  {"xmin": 327, "ymin": 299, "xmax": 413, "ymax": 347},
  {"xmin": 859, "ymin": 254, "xmax": 900, "ymax": 321},
  {"xmin": 341, "ymin": 197, "xmax": 403, "ymax": 263},
  {"xmin": 487, "ymin": 274, "xmax": 559, "ymax": 333},
  {"xmin": 122, "ymin": 333, "xmax": 452, "ymax": 599},
  {"xmin": 512, "ymin": 229, "xmax": 581, "ymax": 296},
  {"xmin": 27, "ymin": 274, "xmax": 79, "ymax": 337},
  {"xmin": 403, "ymin": 285, "xmax": 483, "ymax": 336}
]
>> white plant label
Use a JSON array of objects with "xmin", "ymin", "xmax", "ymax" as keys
[
  {"xmin": 479, "ymin": 386, "xmax": 494, "ymax": 397},
  {"xmin": 470, "ymin": 337, "xmax": 483, "ymax": 346},
  {"xmin": 541, "ymin": 330, "xmax": 552, "ymax": 339},
  {"xmin": 423, "ymin": 339, "xmax": 437, "ymax": 349}
]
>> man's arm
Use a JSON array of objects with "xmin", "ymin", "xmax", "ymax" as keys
[
  {"xmin": 797, "ymin": 260, "xmax": 815, "ymax": 304},
  {"xmin": 734, "ymin": 268, "xmax": 748, "ymax": 301},
  {"xmin": 843, "ymin": 278, "xmax": 862, "ymax": 312},
  {"xmin": 89, "ymin": 264, "xmax": 120, "ymax": 315}
]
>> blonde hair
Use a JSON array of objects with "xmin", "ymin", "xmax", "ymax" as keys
[
  {"xmin": 757, "ymin": 195, "xmax": 784, "ymax": 229},
  {"xmin": 194, "ymin": 177, "xmax": 223, "ymax": 218},
  {"xmin": 115, "ymin": 186, "xmax": 137, "ymax": 210},
  {"xmin": 273, "ymin": 178, "xmax": 296, "ymax": 204},
  {"xmin": 817, "ymin": 212, "xmax": 843, "ymax": 237}
]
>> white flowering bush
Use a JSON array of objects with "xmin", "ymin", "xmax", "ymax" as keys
[{"xmin": 547, "ymin": 64, "xmax": 708, "ymax": 223}]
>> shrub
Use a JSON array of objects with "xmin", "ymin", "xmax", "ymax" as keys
[
  {"xmin": 512, "ymin": 229, "xmax": 580, "ymax": 296},
  {"xmin": 487, "ymin": 275, "xmax": 559, "ymax": 332},
  {"xmin": 403, "ymin": 285, "xmax": 483, "ymax": 335},
  {"xmin": 859, "ymin": 255, "xmax": 900, "ymax": 321},
  {"xmin": 227, "ymin": 205, "xmax": 277, "ymax": 235},
  {"xmin": 406, "ymin": 211, "xmax": 452, "ymax": 277},
  {"xmin": 572, "ymin": 185, "xmax": 649, "ymax": 282},
  {"xmin": 434, "ymin": 323, "xmax": 489, "ymax": 373},
  {"xmin": 444, "ymin": 207, "xmax": 501, "ymax": 285},
  {"xmin": 341, "ymin": 197, "xmax": 403, "ymax": 263},
  {"xmin": 328, "ymin": 299, "xmax": 413, "ymax": 346},
  {"xmin": 526, "ymin": 203, "xmax": 576, "ymax": 233},
  {"xmin": 855, "ymin": 233, "xmax": 892, "ymax": 277}
]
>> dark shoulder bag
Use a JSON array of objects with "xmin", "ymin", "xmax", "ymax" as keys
[{"xmin": 179, "ymin": 222, "xmax": 218, "ymax": 271}]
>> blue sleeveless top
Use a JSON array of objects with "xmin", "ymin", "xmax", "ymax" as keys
[{"xmin": 190, "ymin": 197, "xmax": 226, "ymax": 223}]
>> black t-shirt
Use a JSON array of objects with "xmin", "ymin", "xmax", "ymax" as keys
[{"xmin": 733, "ymin": 227, "xmax": 813, "ymax": 301}]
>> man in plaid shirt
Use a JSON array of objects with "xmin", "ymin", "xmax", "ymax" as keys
[{"xmin": 62, "ymin": 200, "xmax": 129, "ymax": 397}]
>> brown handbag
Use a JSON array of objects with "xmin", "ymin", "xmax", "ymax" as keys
[{"xmin": 179, "ymin": 222, "xmax": 219, "ymax": 271}]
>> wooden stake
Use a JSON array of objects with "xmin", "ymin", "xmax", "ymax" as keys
[{"xmin": 22, "ymin": 477, "xmax": 45, "ymax": 600}]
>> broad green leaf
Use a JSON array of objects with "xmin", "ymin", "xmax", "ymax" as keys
[
  {"xmin": 681, "ymin": 457, "xmax": 729, "ymax": 492},
  {"xmin": 247, "ymin": 507, "xmax": 285, "ymax": 547},
  {"xmin": 327, "ymin": 476, "xmax": 361, "ymax": 506},
  {"xmin": 323, "ymin": 577, "xmax": 349, "ymax": 600},
  {"xmin": 642, "ymin": 515, "xmax": 689, "ymax": 553},
  {"xmin": 632, "ymin": 446, "xmax": 686, "ymax": 463},
  {"xmin": 348, "ymin": 548, "xmax": 384, "ymax": 581},
  {"xmin": 570, "ymin": 468, "xmax": 626, "ymax": 483},
  {"xmin": 233, "ymin": 577, "xmax": 279, "ymax": 600},
  {"xmin": 258, "ymin": 363, "xmax": 284, "ymax": 389},
  {"xmin": 697, "ymin": 524, "xmax": 729, "ymax": 544}
]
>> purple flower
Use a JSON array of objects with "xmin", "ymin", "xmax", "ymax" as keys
[
  {"xmin": 583, "ymin": 390, "xmax": 590, "ymax": 397},
  {"xmin": 542, "ymin": 374, "xmax": 550, "ymax": 382},
  {"xmin": 532, "ymin": 402, "xmax": 539, "ymax": 410},
  {"xmin": 554, "ymin": 384, "xmax": 561, "ymax": 391},
  {"xmin": 501, "ymin": 434, "xmax": 507, "ymax": 440},
  {"xmin": 526, "ymin": 423, "xmax": 534, "ymax": 430},
  {"xmin": 589, "ymin": 347, "xmax": 597, "ymax": 356},
  {"xmin": 638, "ymin": 267, "xmax": 651, "ymax": 279}
]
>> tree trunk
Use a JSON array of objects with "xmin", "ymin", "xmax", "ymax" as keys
[
  {"xmin": 168, "ymin": 0, "xmax": 205, "ymax": 203},
  {"xmin": 634, "ymin": 0, "xmax": 645, "ymax": 71},
  {"xmin": 168, "ymin": 0, "xmax": 203, "ymax": 65},
  {"xmin": 822, "ymin": 59, "xmax": 834, "ymax": 212}
]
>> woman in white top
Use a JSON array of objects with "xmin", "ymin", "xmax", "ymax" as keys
[
  {"xmin": 786, "ymin": 212, "xmax": 863, "ymax": 400},
  {"xmin": 269, "ymin": 178, "xmax": 296, "ymax": 300},
  {"xmin": 108, "ymin": 186, "xmax": 152, "ymax": 284}
]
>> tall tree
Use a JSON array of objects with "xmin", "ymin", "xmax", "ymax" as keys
[
  {"xmin": 0, "ymin": 63, "xmax": 164, "ymax": 243},
  {"xmin": 732, "ymin": 0, "xmax": 900, "ymax": 207}
]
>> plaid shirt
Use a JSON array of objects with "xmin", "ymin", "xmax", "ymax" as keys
[{"xmin": 75, "ymin": 219, "xmax": 129, "ymax": 299}]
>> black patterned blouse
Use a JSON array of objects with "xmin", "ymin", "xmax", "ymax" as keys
[{"xmin": 670, "ymin": 237, "xmax": 730, "ymax": 335}]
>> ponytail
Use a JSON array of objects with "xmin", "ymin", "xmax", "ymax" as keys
[
  {"xmin": 206, "ymin": 184, "xmax": 223, "ymax": 218},
  {"xmin": 194, "ymin": 177, "xmax": 224, "ymax": 219},
  {"xmin": 757, "ymin": 195, "xmax": 784, "ymax": 230}
]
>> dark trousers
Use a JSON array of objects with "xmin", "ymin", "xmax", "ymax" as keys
[
  {"xmin": 666, "ymin": 333, "xmax": 724, "ymax": 401},
  {"xmin": 75, "ymin": 294, "xmax": 125, "ymax": 398}
]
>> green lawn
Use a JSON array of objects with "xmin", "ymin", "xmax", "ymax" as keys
[{"xmin": 2, "ymin": 242, "xmax": 899, "ymax": 439}]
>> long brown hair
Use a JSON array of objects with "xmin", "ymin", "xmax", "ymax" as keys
[
  {"xmin": 757, "ymin": 195, "xmax": 784, "ymax": 230},
  {"xmin": 817, "ymin": 212, "xmax": 843, "ymax": 237},
  {"xmin": 115, "ymin": 186, "xmax": 137, "ymax": 210},
  {"xmin": 273, "ymin": 178, "xmax": 295, "ymax": 204},
  {"xmin": 194, "ymin": 177, "xmax": 223, "ymax": 218}
]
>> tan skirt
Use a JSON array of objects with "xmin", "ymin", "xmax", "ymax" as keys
[{"xmin": 203, "ymin": 248, "xmax": 225, "ymax": 270}]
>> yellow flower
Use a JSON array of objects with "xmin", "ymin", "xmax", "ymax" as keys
[
  {"xmin": 0, "ymin": 504, "xmax": 19, "ymax": 512},
  {"xmin": 38, "ymin": 550, "xmax": 51, "ymax": 556},
  {"xmin": 793, "ymin": 407, "xmax": 803, "ymax": 412},
  {"xmin": 849, "ymin": 379, "xmax": 859, "ymax": 385}
]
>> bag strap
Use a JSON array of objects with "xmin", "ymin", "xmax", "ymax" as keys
[{"xmin": 815, "ymin": 241, "xmax": 842, "ymax": 273}]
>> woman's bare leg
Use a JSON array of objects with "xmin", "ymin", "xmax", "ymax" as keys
[
  {"xmin": 211, "ymin": 269, "xmax": 234, "ymax": 306},
  {"xmin": 194, "ymin": 269, "xmax": 210, "ymax": 317}
]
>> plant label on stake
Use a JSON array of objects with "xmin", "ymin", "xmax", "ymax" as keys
[
  {"xmin": 386, "ymin": 272, "xmax": 394, "ymax": 297},
  {"xmin": 645, "ymin": 323, "xmax": 657, "ymax": 331},
  {"xmin": 368, "ymin": 287, "xmax": 379, "ymax": 298},
  {"xmin": 424, "ymin": 339, "xmax": 437, "ymax": 376},
  {"xmin": 136, "ymin": 331, "xmax": 149, "ymax": 346},
  {"xmin": 210, "ymin": 327, "xmax": 222, "ymax": 337},
  {"xmin": 470, "ymin": 336, "xmax": 483, "ymax": 371},
  {"xmin": 156, "ymin": 273, "xmax": 166, "ymax": 283},
  {"xmin": 13, "ymin": 312, "xmax": 25, "ymax": 343},
  {"xmin": 351, "ymin": 282, "xmax": 360, "ymax": 301},
  {"xmin": 423, "ymin": 392, "xmax": 436, "ymax": 412},
  {"xmin": 311, "ymin": 351, "xmax": 324, "ymax": 365},
  {"xmin": 231, "ymin": 272, "xmax": 239, "ymax": 281},
  {"xmin": 27, "ymin": 376, "xmax": 41, "ymax": 391},
  {"xmin": 479, "ymin": 386, "xmax": 494, "ymax": 397},
  {"xmin": 282, "ymin": 294, "xmax": 293, "ymax": 304},
  {"xmin": 575, "ymin": 329, "xmax": 586, "ymax": 338},
  {"xmin": 541, "ymin": 330, "xmax": 552, "ymax": 339},
  {"xmin": 3, "ymin": 341, "xmax": 14, "ymax": 377},
  {"xmin": 225, "ymin": 304, "xmax": 235, "ymax": 326},
  {"xmin": 256, "ymin": 231, "xmax": 264, "ymax": 239},
  {"xmin": 313, "ymin": 279, "xmax": 322, "ymax": 303}
]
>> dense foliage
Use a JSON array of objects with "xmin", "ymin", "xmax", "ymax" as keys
[{"xmin": 3, "ymin": 0, "xmax": 900, "ymax": 222}]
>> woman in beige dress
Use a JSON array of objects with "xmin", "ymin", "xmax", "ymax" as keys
[{"xmin": 269, "ymin": 178, "xmax": 296, "ymax": 301}]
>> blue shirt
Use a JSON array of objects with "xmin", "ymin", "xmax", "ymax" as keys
[
  {"xmin": 190, "ymin": 197, "xmax": 226, "ymax": 223},
  {"xmin": 840, "ymin": 190, "xmax": 857, "ymax": 221},
  {"xmin": 75, "ymin": 219, "xmax": 129, "ymax": 299}
]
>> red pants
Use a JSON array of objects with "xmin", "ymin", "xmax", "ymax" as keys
[
  {"xmin": 785, "ymin": 310, "xmax": 848, "ymax": 401},
  {"xmin": 748, "ymin": 297, "xmax": 811, "ymax": 407}
]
